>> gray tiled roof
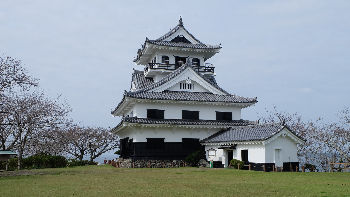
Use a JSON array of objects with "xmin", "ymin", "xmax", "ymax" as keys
[
  {"xmin": 201, "ymin": 124, "xmax": 287, "ymax": 143},
  {"xmin": 131, "ymin": 70, "xmax": 153, "ymax": 90},
  {"xmin": 112, "ymin": 63, "xmax": 257, "ymax": 114},
  {"xmin": 125, "ymin": 91, "xmax": 257, "ymax": 103},
  {"xmin": 155, "ymin": 17, "xmax": 204, "ymax": 44},
  {"xmin": 113, "ymin": 117, "xmax": 254, "ymax": 132},
  {"xmin": 147, "ymin": 40, "xmax": 221, "ymax": 50},
  {"xmin": 134, "ymin": 18, "xmax": 220, "ymax": 62}
]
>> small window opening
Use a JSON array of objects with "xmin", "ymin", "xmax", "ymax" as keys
[
  {"xmin": 192, "ymin": 58, "xmax": 200, "ymax": 66},
  {"xmin": 161, "ymin": 56, "xmax": 169, "ymax": 64}
]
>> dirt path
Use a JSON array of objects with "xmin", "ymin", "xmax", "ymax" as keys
[{"xmin": 0, "ymin": 170, "xmax": 47, "ymax": 177}]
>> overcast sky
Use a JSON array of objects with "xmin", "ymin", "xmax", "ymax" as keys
[{"xmin": 1, "ymin": 0, "xmax": 349, "ymax": 129}]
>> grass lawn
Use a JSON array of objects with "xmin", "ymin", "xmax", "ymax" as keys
[{"xmin": 0, "ymin": 165, "xmax": 349, "ymax": 197}]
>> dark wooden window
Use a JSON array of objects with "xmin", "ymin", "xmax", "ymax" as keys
[
  {"xmin": 161, "ymin": 56, "xmax": 169, "ymax": 64},
  {"xmin": 147, "ymin": 138, "xmax": 164, "ymax": 149},
  {"xmin": 192, "ymin": 58, "xmax": 200, "ymax": 66},
  {"xmin": 175, "ymin": 56, "xmax": 187, "ymax": 68},
  {"xmin": 182, "ymin": 110, "xmax": 199, "ymax": 120},
  {"xmin": 216, "ymin": 111, "xmax": 232, "ymax": 121},
  {"xmin": 147, "ymin": 109, "xmax": 164, "ymax": 119},
  {"xmin": 241, "ymin": 150, "xmax": 249, "ymax": 164}
]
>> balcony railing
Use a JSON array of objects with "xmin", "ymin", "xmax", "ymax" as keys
[
  {"xmin": 145, "ymin": 63, "xmax": 215, "ymax": 74},
  {"xmin": 192, "ymin": 65, "xmax": 215, "ymax": 73},
  {"xmin": 147, "ymin": 63, "xmax": 177, "ymax": 71}
]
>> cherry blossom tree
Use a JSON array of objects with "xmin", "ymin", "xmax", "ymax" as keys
[
  {"xmin": 60, "ymin": 125, "xmax": 119, "ymax": 162},
  {"xmin": 7, "ymin": 91, "xmax": 70, "ymax": 169},
  {"xmin": 0, "ymin": 56, "xmax": 38, "ymax": 151}
]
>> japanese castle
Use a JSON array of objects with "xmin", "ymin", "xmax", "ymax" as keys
[{"xmin": 112, "ymin": 18, "xmax": 304, "ymax": 170}]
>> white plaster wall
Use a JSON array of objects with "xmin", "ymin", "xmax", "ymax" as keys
[
  {"xmin": 118, "ymin": 126, "xmax": 219, "ymax": 143},
  {"xmin": 265, "ymin": 130, "xmax": 299, "ymax": 164},
  {"xmin": 205, "ymin": 144, "xmax": 265, "ymax": 168},
  {"xmin": 132, "ymin": 102, "xmax": 241, "ymax": 120},
  {"xmin": 234, "ymin": 144, "xmax": 265, "ymax": 163}
]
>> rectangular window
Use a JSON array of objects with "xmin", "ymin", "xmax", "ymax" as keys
[
  {"xmin": 182, "ymin": 110, "xmax": 199, "ymax": 120},
  {"xmin": 147, "ymin": 109, "xmax": 164, "ymax": 119},
  {"xmin": 216, "ymin": 111, "xmax": 232, "ymax": 121},
  {"xmin": 179, "ymin": 83, "xmax": 193, "ymax": 90},
  {"xmin": 146, "ymin": 138, "xmax": 164, "ymax": 149}
]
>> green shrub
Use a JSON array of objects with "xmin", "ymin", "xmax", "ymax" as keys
[
  {"xmin": 230, "ymin": 159, "xmax": 244, "ymax": 169},
  {"xmin": 0, "ymin": 157, "xmax": 18, "ymax": 171},
  {"xmin": 67, "ymin": 159, "xmax": 97, "ymax": 167},
  {"xmin": 0, "ymin": 158, "xmax": 19, "ymax": 171},
  {"xmin": 0, "ymin": 153, "xmax": 67, "ymax": 170},
  {"xmin": 8, "ymin": 158, "xmax": 18, "ymax": 170},
  {"xmin": 23, "ymin": 153, "xmax": 67, "ymax": 169},
  {"xmin": 185, "ymin": 150, "xmax": 205, "ymax": 167}
]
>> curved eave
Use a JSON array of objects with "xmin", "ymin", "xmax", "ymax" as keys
[
  {"xmin": 112, "ymin": 120, "xmax": 253, "ymax": 135},
  {"xmin": 134, "ymin": 41, "xmax": 221, "ymax": 65},
  {"xmin": 111, "ymin": 96, "xmax": 136, "ymax": 116},
  {"xmin": 130, "ymin": 97, "xmax": 257, "ymax": 108},
  {"xmin": 112, "ymin": 96, "xmax": 257, "ymax": 116}
]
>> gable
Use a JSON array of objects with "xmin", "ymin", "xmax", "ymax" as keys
[
  {"xmin": 162, "ymin": 27, "xmax": 201, "ymax": 44},
  {"xmin": 167, "ymin": 80, "xmax": 210, "ymax": 93},
  {"xmin": 149, "ymin": 67, "xmax": 227, "ymax": 95},
  {"xmin": 265, "ymin": 128, "xmax": 305, "ymax": 145},
  {"xmin": 171, "ymin": 35, "xmax": 191, "ymax": 44}
]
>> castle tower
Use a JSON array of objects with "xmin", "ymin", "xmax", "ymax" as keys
[{"xmin": 111, "ymin": 18, "xmax": 257, "ymax": 162}]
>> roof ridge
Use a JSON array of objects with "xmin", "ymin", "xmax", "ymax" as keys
[{"xmin": 147, "ymin": 40, "xmax": 221, "ymax": 49}]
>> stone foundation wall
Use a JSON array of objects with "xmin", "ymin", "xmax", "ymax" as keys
[{"xmin": 115, "ymin": 158, "xmax": 191, "ymax": 168}]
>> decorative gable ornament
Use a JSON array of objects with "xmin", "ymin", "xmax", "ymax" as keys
[{"xmin": 185, "ymin": 77, "xmax": 192, "ymax": 84}]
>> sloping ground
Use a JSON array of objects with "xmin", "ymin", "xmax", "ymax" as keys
[{"xmin": 0, "ymin": 165, "xmax": 349, "ymax": 197}]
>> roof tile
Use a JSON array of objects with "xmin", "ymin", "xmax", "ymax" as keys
[{"xmin": 201, "ymin": 124, "xmax": 284, "ymax": 143}]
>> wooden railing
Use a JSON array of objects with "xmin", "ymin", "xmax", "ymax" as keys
[
  {"xmin": 192, "ymin": 65, "xmax": 215, "ymax": 73},
  {"xmin": 329, "ymin": 162, "xmax": 350, "ymax": 172}
]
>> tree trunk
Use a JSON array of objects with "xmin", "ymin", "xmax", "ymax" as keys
[
  {"xmin": 89, "ymin": 155, "xmax": 94, "ymax": 162},
  {"xmin": 78, "ymin": 150, "xmax": 84, "ymax": 161},
  {"xmin": 5, "ymin": 160, "xmax": 9, "ymax": 171},
  {"xmin": 17, "ymin": 151, "xmax": 22, "ymax": 170}
]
